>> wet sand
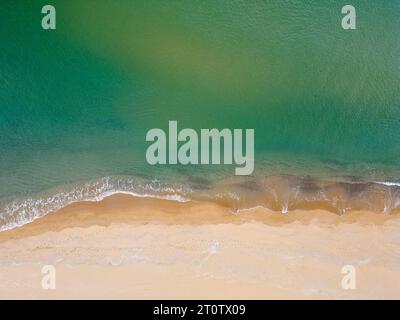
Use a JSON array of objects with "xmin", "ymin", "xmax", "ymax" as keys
[{"xmin": 0, "ymin": 194, "xmax": 400, "ymax": 299}]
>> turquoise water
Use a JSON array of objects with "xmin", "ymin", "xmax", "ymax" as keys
[{"xmin": 1, "ymin": 1, "xmax": 400, "ymax": 228}]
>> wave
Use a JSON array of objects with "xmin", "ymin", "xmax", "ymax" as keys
[
  {"xmin": 1, "ymin": 175, "xmax": 400, "ymax": 232},
  {"xmin": 0, "ymin": 177, "xmax": 192, "ymax": 232}
]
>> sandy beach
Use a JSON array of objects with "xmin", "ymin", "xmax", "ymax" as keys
[{"xmin": 0, "ymin": 194, "xmax": 400, "ymax": 299}]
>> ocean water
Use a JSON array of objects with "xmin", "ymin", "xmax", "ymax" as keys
[{"xmin": 1, "ymin": 1, "xmax": 400, "ymax": 230}]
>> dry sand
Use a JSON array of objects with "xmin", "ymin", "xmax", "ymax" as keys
[{"xmin": 0, "ymin": 194, "xmax": 400, "ymax": 299}]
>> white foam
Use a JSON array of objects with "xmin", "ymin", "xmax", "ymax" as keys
[
  {"xmin": 0, "ymin": 177, "xmax": 191, "ymax": 233},
  {"xmin": 374, "ymin": 181, "xmax": 400, "ymax": 187}
]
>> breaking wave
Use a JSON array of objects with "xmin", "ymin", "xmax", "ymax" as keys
[{"xmin": 1, "ymin": 175, "xmax": 400, "ymax": 232}]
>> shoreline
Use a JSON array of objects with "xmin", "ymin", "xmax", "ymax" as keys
[
  {"xmin": 1, "ymin": 193, "xmax": 398, "ymax": 240},
  {"xmin": 2, "ymin": 174, "xmax": 400, "ymax": 233},
  {"xmin": 1, "ymin": 194, "xmax": 400, "ymax": 299}
]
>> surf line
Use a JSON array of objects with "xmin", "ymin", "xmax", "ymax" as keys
[{"xmin": 146, "ymin": 121, "xmax": 254, "ymax": 175}]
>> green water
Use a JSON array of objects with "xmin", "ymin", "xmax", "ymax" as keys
[{"xmin": 1, "ymin": 0, "xmax": 400, "ymax": 201}]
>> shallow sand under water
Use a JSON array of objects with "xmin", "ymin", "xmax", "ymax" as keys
[{"xmin": 0, "ymin": 194, "xmax": 400, "ymax": 299}]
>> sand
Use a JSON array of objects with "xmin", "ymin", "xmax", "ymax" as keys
[{"xmin": 0, "ymin": 194, "xmax": 400, "ymax": 299}]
